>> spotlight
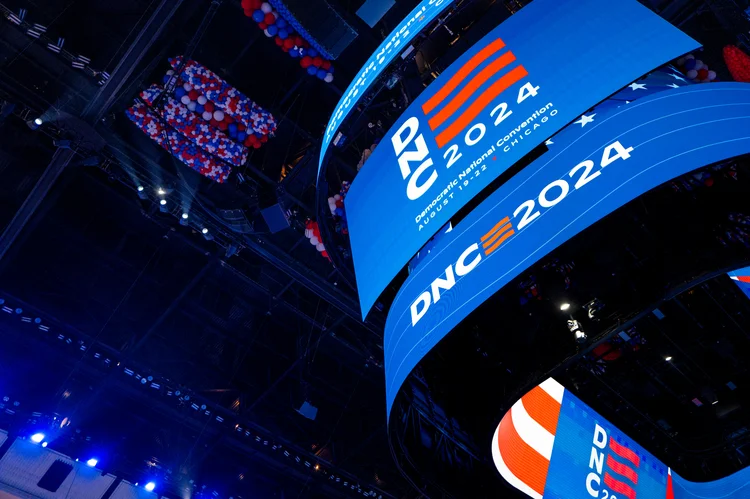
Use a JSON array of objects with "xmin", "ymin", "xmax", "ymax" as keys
[
  {"xmin": 567, "ymin": 319, "xmax": 587, "ymax": 343},
  {"xmin": 560, "ymin": 303, "xmax": 571, "ymax": 311},
  {"xmin": 574, "ymin": 330, "xmax": 587, "ymax": 342},
  {"xmin": 202, "ymin": 228, "xmax": 208, "ymax": 234},
  {"xmin": 157, "ymin": 188, "xmax": 166, "ymax": 195},
  {"xmin": 159, "ymin": 199, "xmax": 167, "ymax": 206},
  {"xmin": 712, "ymin": 400, "xmax": 719, "ymax": 405},
  {"xmin": 41, "ymin": 442, "xmax": 48, "ymax": 448},
  {"xmin": 144, "ymin": 482, "xmax": 156, "ymax": 492},
  {"xmin": 181, "ymin": 213, "xmax": 188, "ymax": 219},
  {"xmin": 137, "ymin": 185, "xmax": 144, "ymax": 192},
  {"xmin": 26, "ymin": 119, "xmax": 41, "ymax": 130},
  {"xmin": 202, "ymin": 227, "xmax": 213, "ymax": 241},
  {"xmin": 665, "ymin": 356, "xmax": 673, "ymax": 362},
  {"xmin": 34, "ymin": 118, "xmax": 43, "ymax": 126},
  {"xmin": 30, "ymin": 433, "xmax": 45, "ymax": 443},
  {"xmin": 86, "ymin": 458, "xmax": 98, "ymax": 467}
]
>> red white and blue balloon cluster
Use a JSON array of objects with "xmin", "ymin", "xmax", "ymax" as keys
[
  {"xmin": 304, "ymin": 220, "xmax": 329, "ymax": 259},
  {"xmin": 240, "ymin": 0, "xmax": 335, "ymax": 82},
  {"xmin": 327, "ymin": 181, "xmax": 350, "ymax": 236},
  {"xmin": 125, "ymin": 102, "xmax": 233, "ymax": 183},
  {"xmin": 141, "ymin": 84, "xmax": 248, "ymax": 167},
  {"xmin": 168, "ymin": 57, "xmax": 277, "ymax": 147},
  {"xmin": 676, "ymin": 53, "xmax": 718, "ymax": 83}
]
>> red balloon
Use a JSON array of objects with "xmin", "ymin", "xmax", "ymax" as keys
[
  {"xmin": 283, "ymin": 38, "xmax": 294, "ymax": 49},
  {"xmin": 250, "ymin": 0, "xmax": 262, "ymax": 8},
  {"xmin": 294, "ymin": 36, "xmax": 303, "ymax": 47},
  {"xmin": 300, "ymin": 56, "xmax": 313, "ymax": 68},
  {"xmin": 241, "ymin": 0, "xmax": 252, "ymax": 8},
  {"xmin": 264, "ymin": 13, "xmax": 275, "ymax": 25},
  {"xmin": 243, "ymin": 8, "xmax": 253, "ymax": 17},
  {"xmin": 253, "ymin": 142, "xmax": 262, "ymax": 149},
  {"xmin": 260, "ymin": 135, "xmax": 268, "ymax": 143},
  {"xmin": 274, "ymin": 36, "xmax": 284, "ymax": 46},
  {"xmin": 321, "ymin": 60, "xmax": 331, "ymax": 70},
  {"xmin": 204, "ymin": 101, "xmax": 215, "ymax": 113},
  {"xmin": 281, "ymin": 46, "xmax": 289, "ymax": 52},
  {"xmin": 244, "ymin": 137, "xmax": 253, "ymax": 147},
  {"xmin": 697, "ymin": 68, "xmax": 709, "ymax": 80},
  {"xmin": 312, "ymin": 56, "xmax": 323, "ymax": 68},
  {"xmin": 321, "ymin": 251, "xmax": 328, "ymax": 258},
  {"xmin": 218, "ymin": 121, "xmax": 228, "ymax": 131},
  {"xmin": 225, "ymin": 115, "xmax": 234, "ymax": 124},
  {"xmin": 188, "ymin": 90, "xmax": 199, "ymax": 100},
  {"xmin": 210, "ymin": 118, "xmax": 220, "ymax": 127},
  {"xmin": 238, "ymin": 123, "xmax": 246, "ymax": 131},
  {"xmin": 258, "ymin": 22, "xmax": 267, "ymax": 30}
]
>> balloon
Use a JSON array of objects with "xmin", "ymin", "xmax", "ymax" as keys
[
  {"xmin": 316, "ymin": 69, "xmax": 327, "ymax": 79},
  {"xmin": 258, "ymin": 22, "xmax": 267, "ymax": 30},
  {"xmin": 252, "ymin": 9, "xmax": 265, "ymax": 22},
  {"xmin": 308, "ymin": 48, "xmax": 318, "ymax": 57},
  {"xmin": 289, "ymin": 48, "xmax": 299, "ymax": 58},
  {"xmin": 324, "ymin": 73, "xmax": 334, "ymax": 83},
  {"xmin": 685, "ymin": 54, "xmax": 695, "ymax": 60},
  {"xmin": 260, "ymin": 2, "xmax": 272, "ymax": 13},
  {"xmin": 277, "ymin": 18, "xmax": 287, "ymax": 29},
  {"xmin": 274, "ymin": 36, "xmax": 283, "ymax": 46},
  {"xmin": 301, "ymin": 56, "xmax": 312, "ymax": 68},
  {"xmin": 188, "ymin": 90, "xmax": 199, "ymax": 100},
  {"xmin": 333, "ymin": 194, "xmax": 341, "ymax": 201},
  {"xmin": 228, "ymin": 123, "xmax": 238, "ymax": 133},
  {"xmin": 197, "ymin": 95, "xmax": 207, "ymax": 105},
  {"xmin": 697, "ymin": 68, "xmax": 709, "ymax": 80},
  {"xmin": 181, "ymin": 95, "xmax": 191, "ymax": 105},
  {"xmin": 335, "ymin": 207, "xmax": 344, "ymax": 216},
  {"xmin": 175, "ymin": 87, "xmax": 187, "ymax": 98},
  {"xmin": 229, "ymin": 129, "xmax": 237, "ymax": 139},
  {"xmin": 686, "ymin": 69, "xmax": 698, "ymax": 79},
  {"xmin": 310, "ymin": 236, "xmax": 319, "ymax": 245},
  {"xmin": 694, "ymin": 60, "xmax": 704, "ymax": 70},
  {"xmin": 250, "ymin": 0, "xmax": 262, "ymax": 8},
  {"xmin": 195, "ymin": 104, "xmax": 204, "ymax": 113},
  {"xmin": 316, "ymin": 243, "xmax": 325, "ymax": 252},
  {"xmin": 311, "ymin": 56, "xmax": 322, "ymax": 67},
  {"xmin": 218, "ymin": 121, "xmax": 228, "ymax": 131},
  {"xmin": 187, "ymin": 101, "xmax": 197, "ymax": 111},
  {"xmin": 708, "ymin": 70, "xmax": 717, "ymax": 81},
  {"xmin": 241, "ymin": 0, "xmax": 251, "ymax": 8},
  {"xmin": 264, "ymin": 29, "xmax": 273, "ymax": 37},
  {"xmin": 327, "ymin": 65, "xmax": 334, "ymax": 74},
  {"xmin": 204, "ymin": 101, "xmax": 215, "ymax": 112},
  {"xmin": 162, "ymin": 74, "xmax": 171, "ymax": 84},
  {"xmin": 202, "ymin": 111, "xmax": 213, "ymax": 121},
  {"xmin": 294, "ymin": 36, "xmax": 303, "ymax": 47},
  {"xmin": 278, "ymin": 29, "xmax": 289, "ymax": 39},
  {"xmin": 267, "ymin": 24, "xmax": 278, "ymax": 36},
  {"xmin": 264, "ymin": 13, "xmax": 275, "ymax": 25},
  {"xmin": 283, "ymin": 38, "xmax": 294, "ymax": 49},
  {"xmin": 307, "ymin": 66, "xmax": 318, "ymax": 75},
  {"xmin": 244, "ymin": 8, "xmax": 253, "ymax": 17},
  {"xmin": 213, "ymin": 110, "xmax": 225, "ymax": 121},
  {"xmin": 322, "ymin": 60, "xmax": 331, "ymax": 70},
  {"xmin": 183, "ymin": 82, "xmax": 192, "ymax": 91},
  {"xmin": 253, "ymin": 142, "xmax": 262, "ymax": 149},
  {"xmin": 238, "ymin": 131, "xmax": 247, "ymax": 141},
  {"xmin": 684, "ymin": 58, "xmax": 696, "ymax": 70}
]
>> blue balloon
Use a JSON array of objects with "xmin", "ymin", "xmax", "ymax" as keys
[
  {"xmin": 289, "ymin": 48, "xmax": 299, "ymax": 58},
  {"xmin": 228, "ymin": 123, "xmax": 238, "ymax": 133},
  {"xmin": 229, "ymin": 129, "xmax": 238, "ymax": 139},
  {"xmin": 278, "ymin": 29, "xmax": 289, "ymax": 39},
  {"xmin": 335, "ymin": 207, "xmax": 344, "ymax": 217},
  {"xmin": 276, "ymin": 18, "xmax": 287, "ymax": 29},
  {"xmin": 175, "ymin": 87, "xmax": 187, "ymax": 98},
  {"xmin": 267, "ymin": 24, "xmax": 278, "ymax": 36},
  {"xmin": 307, "ymin": 66, "xmax": 318, "ymax": 75},
  {"xmin": 195, "ymin": 104, "xmax": 204, "ymax": 113},
  {"xmin": 684, "ymin": 58, "xmax": 696, "ymax": 70},
  {"xmin": 316, "ymin": 69, "xmax": 327, "ymax": 79},
  {"xmin": 308, "ymin": 48, "xmax": 318, "ymax": 57},
  {"xmin": 327, "ymin": 65, "xmax": 334, "ymax": 74},
  {"xmin": 238, "ymin": 131, "xmax": 247, "ymax": 141},
  {"xmin": 252, "ymin": 9, "xmax": 265, "ymax": 22},
  {"xmin": 162, "ymin": 74, "xmax": 171, "ymax": 84}
]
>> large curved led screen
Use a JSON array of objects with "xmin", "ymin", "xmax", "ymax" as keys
[
  {"xmin": 345, "ymin": 0, "xmax": 699, "ymax": 318},
  {"xmin": 494, "ymin": 378, "xmax": 750, "ymax": 498},
  {"xmin": 384, "ymin": 81, "xmax": 750, "ymax": 415}
]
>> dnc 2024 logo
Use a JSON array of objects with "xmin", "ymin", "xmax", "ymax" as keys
[
  {"xmin": 408, "ymin": 140, "xmax": 634, "ymax": 327},
  {"xmin": 587, "ymin": 424, "xmax": 641, "ymax": 499},
  {"xmin": 391, "ymin": 37, "xmax": 554, "ymax": 203}
]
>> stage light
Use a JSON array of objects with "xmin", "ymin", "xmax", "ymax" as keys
[
  {"xmin": 202, "ymin": 228, "xmax": 208, "ymax": 234},
  {"xmin": 160, "ymin": 199, "xmax": 167, "ymax": 206},
  {"xmin": 574, "ymin": 330, "xmax": 587, "ymax": 342},
  {"xmin": 560, "ymin": 303, "xmax": 571, "ymax": 311},
  {"xmin": 30, "ymin": 433, "xmax": 45, "ymax": 443},
  {"xmin": 41, "ymin": 442, "xmax": 48, "ymax": 448},
  {"xmin": 712, "ymin": 400, "xmax": 719, "ymax": 405},
  {"xmin": 86, "ymin": 458, "xmax": 98, "ymax": 467},
  {"xmin": 144, "ymin": 482, "xmax": 156, "ymax": 492},
  {"xmin": 137, "ymin": 185, "xmax": 144, "ymax": 192},
  {"xmin": 26, "ymin": 119, "xmax": 41, "ymax": 130},
  {"xmin": 181, "ymin": 213, "xmax": 188, "ymax": 219},
  {"xmin": 34, "ymin": 118, "xmax": 43, "ymax": 126},
  {"xmin": 665, "ymin": 356, "xmax": 673, "ymax": 362},
  {"xmin": 157, "ymin": 188, "xmax": 166, "ymax": 195}
]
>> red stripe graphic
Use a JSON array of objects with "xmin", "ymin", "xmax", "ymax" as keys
[
  {"xmin": 609, "ymin": 438, "xmax": 641, "ymax": 468},
  {"xmin": 422, "ymin": 38, "xmax": 507, "ymax": 115},
  {"xmin": 604, "ymin": 472, "xmax": 637, "ymax": 499},
  {"xmin": 736, "ymin": 275, "xmax": 750, "ymax": 283},
  {"xmin": 607, "ymin": 454, "xmax": 639, "ymax": 484},
  {"xmin": 427, "ymin": 51, "xmax": 517, "ymax": 131},
  {"xmin": 435, "ymin": 65, "xmax": 528, "ymax": 148},
  {"xmin": 497, "ymin": 408, "xmax": 550, "ymax": 496}
]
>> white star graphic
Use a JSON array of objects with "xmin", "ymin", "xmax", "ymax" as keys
[
  {"xmin": 574, "ymin": 113, "xmax": 596, "ymax": 127},
  {"xmin": 669, "ymin": 73, "xmax": 687, "ymax": 82},
  {"xmin": 667, "ymin": 83, "xmax": 680, "ymax": 89},
  {"xmin": 545, "ymin": 139, "xmax": 554, "ymax": 146},
  {"xmin": 625, "ymin": 101, "xmax": 631, "ymax": 104},
  {"xmin": 629, "ymin": 82, "xmax": 647, "ymax": 91}
]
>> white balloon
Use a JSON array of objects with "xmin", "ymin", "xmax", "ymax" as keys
[
  {"xmin": 305, "ymin": 229, "xmax": 311, "ymax": 238},
  {"xmin": 213, "ymin": 110, "xmax": 225, "ymax": 121},
  {"xmin": 686, "ymin": 69, "xmax": 698, "ymax": 80},
  {"xmin": 324, "ymin": 73, "xmax": 334, "ymax": 83},
  {"xmin": 180, "ymin": 95, "xmax": 191, "ymax": 105},
  {"xmin": 708, "ymin": 70, "xmax": 717, "ymax": 81},
  {"xmin": 685, "ymin": 54, "xmax": 695, "ymax": 60},
  {"xmin": 334, "ymin": 194, "xmax": 341, "ymax": 201},
  {"xmin": 187, "ymin": 101, "xmax": 197, "ymax": 111},
  {"xmin": 264, "ymin": 29, "xmax": 273, "ymax": 37},
  {"xmin": 310, "ymin": 236, "xmax": 319, "ymax": 246},
  {"xmin": 316, "ymin": 243, "xmax": 325, "ymax": 252},
  {"xmin": 328, "ymin": 197, "xmax": 335, "ymax": 204},
  {"xmin": 676, "ymin": 57, "xmax": 685, "ymax": 66},
  {"xmin": 260, "ymin": 2, "xmax": 272, "ymax": 13},
  {"xmin": 167, "ymin": 69, "xmax": 175, "ymax": 76},
  {"xmin": 202, "ymin": 111, "xmax": 213, "ymax": 121},
  {"xmin": 183, "ymin": 82, "xmax": 192, "ymax": 91},
  {"xmin": 694, "ymin": 60, "xmax": 704, "ymax": 71},
  {"xmin": 197, "ymin": 95, "xmax": 207, "ymax": 105}
]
